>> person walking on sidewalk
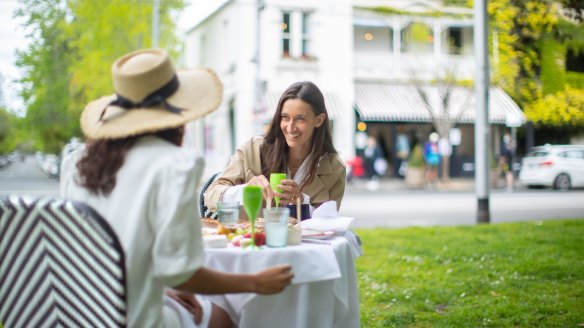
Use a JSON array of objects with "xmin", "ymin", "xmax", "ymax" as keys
[
  {"xmin": 498, "ymin": 131, "xmax": 515, "ymax": 192},
  {"xmin": 424, "ymin": 132, "xmax": 440, "ymax": 189},
  {"xmin": 363, "ymin": 135, "xmax": 385, "ymax": 190}
]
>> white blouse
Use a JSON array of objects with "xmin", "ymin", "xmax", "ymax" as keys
[{"xmin": 60, "ymin": 135, "xmax": 204, "ymax": 327}]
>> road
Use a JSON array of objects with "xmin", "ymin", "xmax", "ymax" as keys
[
  {"xmin": 0, "ymin": 155, "xmax": 60, "ymax": 197},
  {"xmin": 2, "ymin": 155, "xmax": 583, "ymax": 228},
  {"xmin": 340, "ymin": 188, "xmax": 584, "ymax": 228}
]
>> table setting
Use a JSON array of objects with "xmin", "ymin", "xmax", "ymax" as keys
[{"xmin": 200, "ymin": 184, "xmax": 361, "ymax": 327}]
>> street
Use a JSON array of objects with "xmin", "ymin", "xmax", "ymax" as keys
[
  {"xmin": 0, "ymin": 155, "xmax": 60, "ymax": 197},
  {"xmin": 1, "ymin": 155, "xmax": 583, "ymax": 228},
  {"xmin": 341, "ymin": 187, "xmax": 584, "ymax": 228}
]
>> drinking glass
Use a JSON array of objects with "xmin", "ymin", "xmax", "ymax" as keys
[
  {"xmin": 269, "ymin": 173, "xmax": 287, "ymax": 207},
  {"xmin": 263, "ymin": 207, "xmax": 289, "ymax": 247},
  {"xmin": 243, "ymin": 185, "xmax": 263, "ymax": 250},
  {"xmin": 217, "ymin": 201, "xmax": 239, "ymax": 232}
]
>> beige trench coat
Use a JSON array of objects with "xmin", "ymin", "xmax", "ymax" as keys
[{"xmin": 204, "ymin": 136, "xmax": 346, "ymax": 211}]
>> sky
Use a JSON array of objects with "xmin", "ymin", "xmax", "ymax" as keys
[
  {"xmin": 0, "ymin": 0, "xmax": 221, "ymax": 115},
  {"xmin": 0, "ymin": 0, "xmax": 29, "ymax": 115}
]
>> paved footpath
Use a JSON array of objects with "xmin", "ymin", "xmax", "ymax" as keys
[{"xmin": 0, "ymin": 155, "xmax": 60, "ymax": 197}]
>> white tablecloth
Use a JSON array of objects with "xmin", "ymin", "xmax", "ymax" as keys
[{"xmin": 203, "ymin": 236, "xmax": 360, "ymax": 328}]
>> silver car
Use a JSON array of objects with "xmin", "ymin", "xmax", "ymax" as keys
[{"xmin": 519, "ymin": 145, "xmax": 584, "ymax": 190}]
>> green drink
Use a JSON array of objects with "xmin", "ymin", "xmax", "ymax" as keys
[
  {"xmin": 269, "ymin": 173, "xmax": 287, "ymax": 207},
  {"xmin": 243, "ymin": 185, "xmax": 263, "ymax": 250}
]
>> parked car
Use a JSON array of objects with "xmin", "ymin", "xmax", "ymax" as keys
[{"xmin": 519, "ymin": 144, "xmax": 584, "ymax": 190}]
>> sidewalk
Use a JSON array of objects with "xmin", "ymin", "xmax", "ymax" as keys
[
  {"xmin": 345, "ymin": 176, "xmax": 525, "ymax": 193},
  {"xmin": 345, "ymin": 177, "xmax": 477, "ymax": 193}
]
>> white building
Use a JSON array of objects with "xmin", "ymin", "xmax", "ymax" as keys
[
  {"xmin": 183, "ymin": 0, "xmax": 524, "ymax": 180},
  {"xmin": 183, "ymin": 0, "xmax": 354, "ymax": 180}
]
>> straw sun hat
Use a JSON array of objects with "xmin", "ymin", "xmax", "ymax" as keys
[{"xmin": 81, "ymin": 48, "xmax": 223, "ymax": 139}]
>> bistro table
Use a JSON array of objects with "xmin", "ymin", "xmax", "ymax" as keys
[{"xmin": 202, "ymin": 235, "xmax": 360, "ymax": 328}]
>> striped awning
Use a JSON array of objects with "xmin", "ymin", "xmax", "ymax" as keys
[
  {"xmin": 354, "ymin": 81, "xmax": 525, "ymax": 124},
  {"xmin": 264, "ymin": 91, "xmax": 343, "ymax": 120}
]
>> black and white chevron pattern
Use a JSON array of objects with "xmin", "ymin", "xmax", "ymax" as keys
[
  {"xmin": 0, "ymin": 196, "xmax": 127, "ymax": 328},
  {"xmin": 200, "ymin": 172, "xmax": 221, "ymax": 220}
]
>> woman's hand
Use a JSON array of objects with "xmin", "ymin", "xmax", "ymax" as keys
[
  {"xmin": 274, "ymin": 179, "xmax": 302, "ymax": 207},
  {"xmin": 247, "ymin": 175, "xmax": 275, "ymax": 204},
  {"xmin": 165, "ymin": 289, "xmax": 203, "ymax": 325},
  {"xmin": 253, "ymin": 264, "xmax": 294, "ymax": 294}
]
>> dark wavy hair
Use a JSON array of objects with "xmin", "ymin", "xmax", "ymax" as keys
[
  {"xmin": 76, "ymin": 127, "xmax": 184, "ymax": 196},
  {"xmin": 260, "ymin": 81, "xmax": 337, "ymax": 189}
]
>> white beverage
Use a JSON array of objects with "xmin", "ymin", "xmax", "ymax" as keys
[{"xmin": 265, "ymin": 222, "xmax": 288, "ymax": 247}]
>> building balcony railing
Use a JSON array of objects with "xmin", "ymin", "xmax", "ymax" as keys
[{"xmin": 354, "ymin": 52, "xmax": 475, "ymax": 80}]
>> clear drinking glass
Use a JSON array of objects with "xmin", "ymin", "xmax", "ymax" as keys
[
  {"xmin": 217, "ymin": 201, "xmax": 239, "ymax": 232},
  {"xmin": 263, "ymin": 207, "xmax": 289, "ymax": 247}
]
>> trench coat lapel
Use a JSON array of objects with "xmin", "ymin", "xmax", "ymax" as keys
[{"xmin": 303, "ymin": 158, "xmax": 332, "ymax": 204}]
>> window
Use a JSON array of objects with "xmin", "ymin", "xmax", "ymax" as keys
[
  {"xmin": 401, "ymin": 22, "xmax": 433, "ymax": 54},
  {"xmin": 301, "ymin": 12, "xmax": 310, "ymax": 57},
  {"xmin": 282, "ymin": 12, "xmax": 291, "ymax": 57},
  {"xmin": 280, "ymin": 11, "xmax": 313, "ymax": 59},
  {"xmin": 448, "ymin": 27, "xmax": 462, "ymax": 55},
  {"xmin": 566, "ymin": 48, "xmax": 584, "ymax": 73}
]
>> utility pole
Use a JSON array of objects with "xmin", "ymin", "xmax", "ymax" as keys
[
  {"xmin": 474, "ymin": 0, "xmax": 490, "ymax": 223},
  {"xmin": 152, "ymin": 0, "xmax": 160, "ymax": 48},
  {"xmin": 253, "ymin": 0, "xmax": 265, "ymax": 133}
]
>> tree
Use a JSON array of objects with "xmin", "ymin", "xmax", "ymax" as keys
[
  {"xmin": 15, "ymin": 0, "xmax": 74, "ymax": 154},
  {"xmin": 525, "ymin": 87, "xmax": 584, "ymax": 128},
  {"xmin": 0, "ymin": 108, "xmax": 12, "ymax": 154},
  {"xmin": 66, "ymin": 0, "xmax": 185, "ymax": 118},
  {"xmin": 412, "ymin": 70, "xmax": 473, "ymax": 182},
  {"xmin": 488, "ymin": 0, "xmax": 557, "ymax": 106},
  {"xmin": 15, "ymin": 0, "xmax": 185, "ymax": 153}
]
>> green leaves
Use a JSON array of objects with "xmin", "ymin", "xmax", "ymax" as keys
[
  {"xmin": 525, "ymin": 87, "xmax": 584, "ymax": 128},
  {"xmin": 14, "ymin": 0, "xmax": 185, "ymax": 153}
]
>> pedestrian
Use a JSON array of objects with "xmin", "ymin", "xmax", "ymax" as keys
[
  {"xmin": 395, "ymin": 127, "xmax": 410, "ymax": 178},
  {"xmin": 363, "ymin": 135, "xmax": 385, "ymax": 190},
  {"xmin": 424, "ymin": 132, "xmax": 440, "ymax": 188},
  {"xmin": 60, "ymin": 48, "xmax": 293, "ymax": 328},
  {"xmin": 498, "ymin": 131, "xmax": 515, "ymax": 191}
]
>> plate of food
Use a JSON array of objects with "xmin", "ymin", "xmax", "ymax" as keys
[{"xmin": 302, "ymin": 229, "xmax": 335, "ymax": 240}]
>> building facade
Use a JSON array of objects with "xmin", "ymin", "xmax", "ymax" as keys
[{"xmin": 183, "ymin": 0, "xmax": 524, "ymax": 180}]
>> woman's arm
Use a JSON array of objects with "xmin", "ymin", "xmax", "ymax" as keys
[{"xmin": 173, "ymin": 264, "xmax": 294, "ymax": 295}]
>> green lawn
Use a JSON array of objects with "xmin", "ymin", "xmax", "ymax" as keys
[{"xmin": 355, "ymin": 219, "xmax": 584, "ymax": 327}]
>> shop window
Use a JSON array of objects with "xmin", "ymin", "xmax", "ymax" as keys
[
  {"xmin": 566, "ymin": 48, "xmax": 584, "ymax": 72},
  {"xmin": 448, "ymin": 27, "xmax": 462, "ymax": 55}
]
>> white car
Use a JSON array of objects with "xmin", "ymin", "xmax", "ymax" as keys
[{"xmin": 519, "ymin": 144, "xmax": 584, "ymax": 190}]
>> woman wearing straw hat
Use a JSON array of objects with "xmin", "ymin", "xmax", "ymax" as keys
[{"xmin": 60, "ymin": 49, "xmax": 293, "ymax": 328}]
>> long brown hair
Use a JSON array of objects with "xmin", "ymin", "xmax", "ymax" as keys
[
  {"xmin": 76, "ymin": 127, "xmax": 184, "ymax": 196},
  {"xmin": 260, "ymin": 81, "xmax": 337, "ymax": 189}
]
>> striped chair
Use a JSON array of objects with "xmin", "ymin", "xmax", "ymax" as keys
[
  {"xmin": 199, "ymin": 171, "xmax": 221, "ymax": 220},
  {"xmin": 0, "ymin": 196, "xmax": 127, "ymax": 328}
]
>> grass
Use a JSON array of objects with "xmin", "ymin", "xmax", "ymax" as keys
[{"xmin": 355, "ymin": 219, "xmax": 584, "ymax": 327}]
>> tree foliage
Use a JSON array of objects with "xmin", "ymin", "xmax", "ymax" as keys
[
  {"xmin": 525, "ymin": 87, "xmax": 584, "ymax": 128},
  {"xmin": 0, "ymin": 108, "xmax": 12, "ymax": 154},
  {"xmin": 488, "ymin": 0, "xmax": 557, "ymax": 106},
  {"xmin": 66, "ymin": 0, "xmax": 185, "ymax": 119},
  {"xmin": 15, "ymin": 0, "xmax": 74, "ymax": 154},
  {"xmin": 15, "ymin": 0, "xmax": 185, "ymax": 154}
]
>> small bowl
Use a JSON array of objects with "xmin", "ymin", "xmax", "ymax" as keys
[{"xmin": 287, "ymin": 226, "xmax": 302, "ymax": 245}]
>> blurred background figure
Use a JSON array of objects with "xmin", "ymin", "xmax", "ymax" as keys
[
  {"xmin": 498, "ymin": 131, "xmax": 515, "ymax": 192},
  {"xmin": 424, "ymin": 132, "xmax": 440, "ymax": 189},
  {"xmin": 363, "ymin": 135, "xmax": 385, "ymax": 191},
  {"xmin": 395, "ymin": 127, "xmax": 410, "ymax": 179},
  {"xmin": 346, "ymin": 155, "xmax": 365, "ymax": 183}
]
